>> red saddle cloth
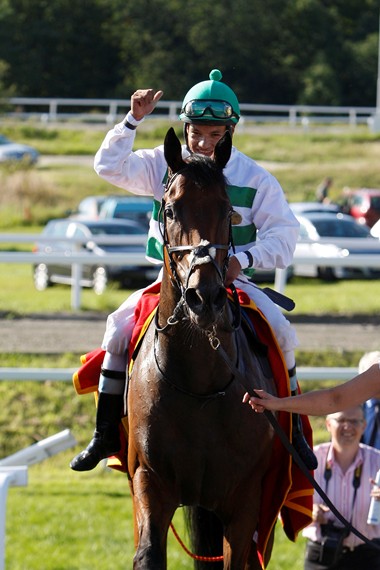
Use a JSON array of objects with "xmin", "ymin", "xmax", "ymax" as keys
[{"xmin": 72, "ymin": 284, "xmax": 313, "ymax": 567}]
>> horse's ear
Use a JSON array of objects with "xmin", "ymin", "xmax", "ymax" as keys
[
  {"xmin": 214, "ymin": 130, "xmax": 232, "ymax": 170},
  {"xmin": 164, "ymin": 127, "xmax": 186, "ymax": 173}
]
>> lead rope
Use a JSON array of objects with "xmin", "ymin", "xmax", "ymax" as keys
[{"xmin": 169, "ymin": 522, "xmax": 223, "ymax": 562}]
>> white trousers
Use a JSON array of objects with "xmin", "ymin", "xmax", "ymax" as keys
[{"xmin": 101, "ymin": 270, "xmax": 298, "ymax": 374}]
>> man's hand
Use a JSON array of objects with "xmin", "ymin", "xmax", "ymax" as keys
[
  {"xmin": 312, "ymin": 504, "xmax": 330, "ymax": 524},
  {"xmin": 131, "ymin": 89, "xmax": 164, "ymax": 121},
  {"xmin": 225, "ymin": 255, "xmax": 242, "ymax": 286}
]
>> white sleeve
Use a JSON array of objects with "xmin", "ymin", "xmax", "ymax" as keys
[
  {"xmin": 94, "ymin": 121, "xmax": 165, "ymax": 197},
  {"xmin": 249, "ymin": 174, "xmax": 299, "ymax": 269}
]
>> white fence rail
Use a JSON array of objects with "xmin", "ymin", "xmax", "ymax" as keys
[
  {"xmin": 1, "ymin": 233, "xmax": 380, "ymax": 309},
  {"xmin": 0, "ymin": 367, "xmax": 358, "ymax": 383},
  {"xmin": 1, "ymin": 97, "xmax": 377, "ymax": 127}
]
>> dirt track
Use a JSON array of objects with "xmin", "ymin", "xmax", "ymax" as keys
[{"xmin": 1, "ymin": 313, "xmax": 379, "ymax": 354}]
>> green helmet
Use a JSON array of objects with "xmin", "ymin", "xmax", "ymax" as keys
[{"xmin": 179, "ymin": 69, "xmax": 240, "ymax": 126}]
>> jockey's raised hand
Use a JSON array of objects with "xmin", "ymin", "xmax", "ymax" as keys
[{"xmin": 131, "ymin": 89, "xmax": 164, "ymax": 121}]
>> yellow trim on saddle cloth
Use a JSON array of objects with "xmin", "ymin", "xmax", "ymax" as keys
[
  {"xmin": 72, "ymin": 348, "xmax": 106, "ymax": 395},
  {"xmin": 128, "ymin": 307, "xmax": 158, "ymax": 376}
]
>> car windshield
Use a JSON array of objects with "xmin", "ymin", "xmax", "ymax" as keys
[
  {"xmin": 312, "ymin": 219, "xmax": 371, "ymax": 238},
  {"xmin": 86, "ymin": 224, "xmax": 145, "ymax": 235},
  {"xmin": 370, "ymin": 196, "xmax": 380, "ymax": 210}
]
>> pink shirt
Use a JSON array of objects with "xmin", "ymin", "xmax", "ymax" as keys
[{"xmin": 302, "ymin": 442, "xmax": 380, "ymax": 548}]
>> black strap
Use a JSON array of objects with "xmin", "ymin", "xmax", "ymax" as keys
[
  {"xmin": 324, "ymin": 457, "xmax": 362, "ymax": 527},
  {"xmin": 261, "ymin": 287, "xmax": 295, "ymax": 312}
]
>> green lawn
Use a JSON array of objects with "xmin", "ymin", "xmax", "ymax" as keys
[{"xmin": 5, "ymin": 453, "xmax": 308, "ymax": 570}]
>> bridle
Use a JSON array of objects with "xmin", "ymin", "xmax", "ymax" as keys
[{"xmin": 155, "ymin": 167, "xmax": 239, "ymax": 339}]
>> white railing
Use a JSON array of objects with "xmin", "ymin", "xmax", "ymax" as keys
[
  {"xmin": 1, "ymin": 233, "xmax": 380, "ymax": 308},
  {"xmin": 0, "ymin": 430, "xmax": 77, "ymax": 570},
  {"xmin": 1, "ymin": 97, "xmax": 377, "ymax": 127},
  {"xmin": 0, "ymin": 366, "xmax": 358, "ymax": 383},
  {"xmin": 0, "ymin": 232, "xmax": 150, "ymax": 309}
]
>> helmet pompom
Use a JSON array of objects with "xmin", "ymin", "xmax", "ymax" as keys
[{"xmin": 209, "ymin": 69, "xmax": 222, "ymax": 82}]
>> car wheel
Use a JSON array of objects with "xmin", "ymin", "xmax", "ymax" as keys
[
  {"xmin": 93, "ymin": 267, "xmax": 108, "ymax": 295},
  {"xmin": 317, "ymin": 266, "xmax": 337, "ymax": 281},
  {"xmin": 33, "ymin": 263, "xmax": 51, "ymax": 291}
]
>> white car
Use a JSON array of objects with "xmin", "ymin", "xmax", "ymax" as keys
[
  {"xmin": 293, "ymin": 212, "xmax": 380, "ymax": 280},
  {"xmin": 371, "ymin": 219, "xmax": 380, "ymax": 239},
  {"xmin": 0, "ymin": 134, "xmax": 39, "ymax": 164}
]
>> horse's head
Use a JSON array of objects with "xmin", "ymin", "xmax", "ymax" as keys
[{"xmin": 162, "ymin": 127, "xmax": 232, "ymax": 329}]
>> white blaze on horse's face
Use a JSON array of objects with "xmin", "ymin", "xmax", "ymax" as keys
[{"xmin": 189, "ymin": 240, "xmax": 216, "ymax": 267}]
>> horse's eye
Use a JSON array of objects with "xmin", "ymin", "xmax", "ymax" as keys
[{"xmin": 165, "ymin": 206, "xmax": 174, "ymax": 220}]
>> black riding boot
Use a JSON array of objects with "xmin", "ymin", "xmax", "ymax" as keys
[
  {"xmin": 70, "ymin": 392, "xmax": 124, "ymax": 472},
  {"xmin": 291, "ymin": 389, "xmax": 318, "ymax": 470}
]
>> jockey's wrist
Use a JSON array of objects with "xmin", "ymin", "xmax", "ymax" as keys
[
  {"xmin": 123, "ymin": 111, "xmax": 145, "ymax": 130},
  {"xmin": 235, "ymin": 250, "xmax": 254, "ymax": 270}
]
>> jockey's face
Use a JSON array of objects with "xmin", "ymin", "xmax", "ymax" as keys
[{"xmin": 187, "ymin": 124, "xmax": 233, "ymax": 159}]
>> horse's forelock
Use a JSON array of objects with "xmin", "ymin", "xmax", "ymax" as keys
[{"xmin": 183, "ymin": 154, "xmax": 227, "ymax": 193}]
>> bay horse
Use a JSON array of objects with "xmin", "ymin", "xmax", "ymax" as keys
[{"xmin": 127, "ymin": 127, "xmax": 278, "ymax": 569}]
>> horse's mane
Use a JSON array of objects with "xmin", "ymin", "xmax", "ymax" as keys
[{"xmin": 182, "ymin": 153, "xmax": 227, "ymax": 191}]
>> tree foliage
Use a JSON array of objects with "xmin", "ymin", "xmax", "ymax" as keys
[{"xmin": 0, "ymin": 0, "xmax": 378, "ymax": 105}]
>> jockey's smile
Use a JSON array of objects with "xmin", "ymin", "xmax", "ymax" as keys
[{"xmin": 187, "ymin": 124, "xmax": 232, "ymax": 159}]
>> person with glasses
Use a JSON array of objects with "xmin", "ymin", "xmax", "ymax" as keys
[
  {"xmin": 71, "ymin": 69, "xmax": 316, "ymax": 472},
  {"xmin": 301, "ymin": 405, "xmax": 380, "ymax": 569}
]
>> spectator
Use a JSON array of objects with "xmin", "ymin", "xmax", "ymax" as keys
[
  {"xmin": 243, "ymin": 362, "xmax": 380, "ymax": 417},
  {"xmin": 302, "ymin": 405, "xmax": 380, "ymax": 569},
  {"xmin": 316, "ymin": 177, "xmax": 333, "ymax": 203}
]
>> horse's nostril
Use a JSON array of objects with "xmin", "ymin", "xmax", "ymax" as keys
[
  {"xmin": 185, "ymin": 288, "xmax": 203, "ymax": 312},
  {"xmin": 185, "ymin": 286, "xmax": 227, "ymax": 316},
  {"xmin": 214, "ymin": 287, "xmax": 227, "ymax": 311}
]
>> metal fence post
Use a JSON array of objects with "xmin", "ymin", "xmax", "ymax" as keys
[{"xmin": 0, "ymin": 467, "xmax": 28, "ymax": 570}]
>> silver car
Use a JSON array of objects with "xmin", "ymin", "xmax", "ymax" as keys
[
  {"xmin": 294, "ymin": 212, "xmax": 380, "ymax": 280},
  {"xmin": 0, "ymin": 134, "xmax": 39, "ymax": 164}
]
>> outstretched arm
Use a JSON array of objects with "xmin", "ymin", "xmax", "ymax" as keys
[{"xmin": 243, "ymin": 362, "xmax": 380, "ymax": 416}]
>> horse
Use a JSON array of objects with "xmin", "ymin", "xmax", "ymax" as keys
[{"xmin": 127, "ymin": 127, "xmax": 278, "ymax": 569}]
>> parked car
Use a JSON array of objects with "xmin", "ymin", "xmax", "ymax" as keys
[
  {"xmin": 293, "ymin": 212, "xmax": 380, "ymax": 280},
  {"xmin": 290, "ymin": 201, "xmax": 341, "ymax": 215},
  {"xmin": 340, "ymin": 188, "xmax": 380, "ymax": 228},
  {"xmin": 99, "ymin": 196, "xmax": 153, "ymax": 230},
  {"xmin": 370, "ymin": 219, "xmax": 380, "ymax": 239},
  {"xmin": 33, "ymin": 218, "xmax": 160, "ymax": 294},
  {"xmin": 69, "ymin": 196, "xmax": 107, "ymax": 220},
  {"xmin": 0, "ymin": 134, "xmax": 39, "ymax": 164}
]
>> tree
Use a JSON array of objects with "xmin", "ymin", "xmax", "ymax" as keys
[{"xmin": 0, "ymin": 0, "xmax": 121, "ymax": 97}]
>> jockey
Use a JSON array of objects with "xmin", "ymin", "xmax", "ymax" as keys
[{"xmin": 70, "ymin": 69, "xmax": 317, "ymax": 472}]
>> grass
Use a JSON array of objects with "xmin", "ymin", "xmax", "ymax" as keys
[
  {"xmin": 1, "ymin": 261, "xmax": 379, "ymax": 316},
  {"xmin": 5, "ymin": 457, "xmax": 309, "ymax": 569}
]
